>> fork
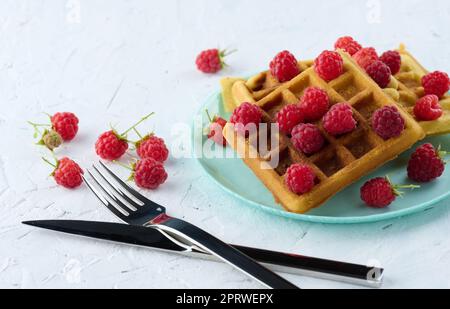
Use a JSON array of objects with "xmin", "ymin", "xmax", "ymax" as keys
[{"xmin": 82, "ymin": 161, "xmax": 299, "ymax": 289}]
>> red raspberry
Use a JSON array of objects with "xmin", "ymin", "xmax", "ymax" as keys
[
  {"xmin": 334, "ymin": 36, "xmax": 362, "ymax": 56},
  {"xmin": 195, "ymin": 49, "xmax": 229, "ymax": 74},
  {"xmin": 136, "ymin": 135, "xmax": 169, "ymax": 162},
  {"xmin": 365, "ymin": 60, "xmax": 392, "ymax": 88},
  {"xmin": 314, "ymin": 51, "xmax": 344, "ymax": 82},
  {"xmin": 422, "ymin": 71, "xmax": 450, "ymax": 98},
  {"xmin": 276, "ymin": 104, "xmax": 304, "ymax": 134},
  {"xmin": 414, "ymin": 95, "xmax": 443, "ymax": 121},
  {"xmin": 207, "ymin": 116, "xmax": 228, "ymax": 146},
  {"xmin": 360, "ymin": 177, "xmax": 396, "ymax": 208},
  {"xmin": 230, "ymin": 102, "xmax": 263, "ymax": 135},
  {"xmin": 291, "ymin": 124, "xmax": 325, "ymax": 155},
  {"xmin": 52, "ymin": 157, "xmax": 84, "ymax": 189},
  {"xmin": 322, "ymin": 103, "xmax": 357, "ymax": 136},
  {"xmin": 95, "ymin": 131, "xmax": 129, "ymax": 161},
  {"xmin": 353, "ymin": 47, "xmax": 378, "ymax": 70},
  {"xmin": 51, "ymin": 112, "xmax": 79, "ymax": 141},
  {"xmin": 269, "ymin": 50, "xmax": 300, "ymax": 83},
  {"xmin": 132, "ymin": 158, "xmax": 168, "ymax": 190},
  {"xmin": 408, "ymin": 144, "xmax": 447, "ymax": 183},
  {"xmin": 285, "ymin": 164, "xmax": 316, "ymax": 195},
  {"xmin": 299, "ymin": 87, "xmax": 330, "ymax": 122},
  {"xmin": 380, "ymin": 50, "xmax": 401, "ymax": 75},
  {"xmin": 372, "ymin": 106, "xmax": 405, "ymax": 140}
]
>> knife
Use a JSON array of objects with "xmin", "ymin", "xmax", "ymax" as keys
[{"xmin": 23, "ymin": 220, "xmax": 383, "ymax": 288}]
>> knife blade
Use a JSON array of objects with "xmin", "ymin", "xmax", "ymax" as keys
[{"xmin": 22, "ymin": 220, "xmax": 383, "ymax": 288}]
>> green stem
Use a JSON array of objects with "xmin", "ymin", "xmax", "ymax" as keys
[
  {"xmin": 113, "ymin": 160, "xmax": 133, "ymax": 171},
  {"xmin": 133, "ymin": 127, "xmax": 143, "ymax": 140},
  {"xmin": 205, "ymin": 109, "xmax": 213, "ymax": 123},
  {"xmin": 395, "ymin": 184, "xmax": 421, "ymax": 190},
  {"xmin": 222, "ymin": 49, "xmax": 238, "ymax": 57},
  {"xmin": 120, "ymin": 112, "xmax": 155, "ymax": 137},
  {"xmin": 42, "ymin": 157, "xmax": 57, "ymax": 168},
  {"xmin": 28, "ymin": 121, "xmax": 51, "ymax": 127}
]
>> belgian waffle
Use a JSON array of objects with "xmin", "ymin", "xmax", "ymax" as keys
[
  {"xmin": 223, "ymin": 51, "xmax": 425, "ymax": 214},
  {"xmin": 221, "ymin": 60, "xmax": 314, "ymax": 112},
  {"xmin": 385, "ymin": 45, "xmax": 450, "ymax": 136}
]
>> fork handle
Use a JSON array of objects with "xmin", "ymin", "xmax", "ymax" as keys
[{"xmin": 150, "ymin": 216, "xmax": 299, "ymax": 289}]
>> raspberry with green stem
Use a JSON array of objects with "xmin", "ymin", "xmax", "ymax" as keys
[
  {"xmin": 361, "ymin": 175, "xmax": 420, "ymax": 208},
  {"xmin": 114, "ymin": 158, "xmax": 168, "ymax": 190},
  {"xmin": 205, "ymin": 109, "xmax": 227, "ymax": 146},
  {"xmin": 132, "ymin": 126, "xmax": 169, "ymax": 163},
  {"xmin": 42, "ymin": 156, "xmax": 84, "ymax": 189},
  {"xmin": 408, "ymin": 143, "xmax": 448, "ymax": 182},
  {"xmin": 196, "ymin": 48, "xmax": 237, "ymax": 74}
]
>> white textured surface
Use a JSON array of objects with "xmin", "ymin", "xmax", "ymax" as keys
[{"xmin": 0, "ymin": 0, "xmax": 450, "ymax": 289}]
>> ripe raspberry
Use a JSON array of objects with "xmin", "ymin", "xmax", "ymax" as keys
[
  {"xmin": 291, "ymin": 124, "xmax": 325, "ymax": 155},
  {"xmin": 414, "ymin": 95, "xmax": 443, "ymax": 121},
  {"xmin": 334, "ymin": 36, "xmax": 362, "ymax": 56},
  {"xmin": 322, "ymin": 103, "xmax": 357, "ymax": 136},
  {"xmin": 408, "ymin": 144, "xmax": 447, "ymax": 182},
  {"xmin": 196, "ymin": 49, "xmax": 233, "ymax": 74},
  {"xmin": 285, "ymin": 164, "xmax": 316, "ymax": 195},
  {"xmin": 372, "ymin": 106, "xmax": 405, "ymax": 140},
  {"xmin": 206, "ymin": 111, "xmax": 227, "ymax": 146},
  {"xmin": 276, "ymin": 104, "xmax": 304, "ymax": 134},
  {"xmin": 353, "ymin": 47, "xmax": 378, "ymax": 70},
  {"xmin": 95, "ymin": 131, "xmax": 129, "ymax": 161},
  {"xmin": 132, "ymin": 158, "xmax": 168, "ymax": 190},
  {"xmin": 422, "ymin": 71, "xmax": 450, "ymax": 98},
  {"xmin": 230, "ymin": 102, "xmax": 263, "ymax": 135},
  {"xmin": 365, "ymin": 60, "xmax": 392, "ymax": 88},
  {"xmin": 361, "ymin": 177, "xmax": 396, "ymax": 208},
  {"xmin": 39, "ymin": 130, "xmax": 63, "ymax": 151},
  {"xmin": 380, "ymin": 50, "xmax": 401, "ymax": 75},
  {"xmin": 299, "ymin": 87, "xmax": 330, "ymax": 122},
  {"xmin": 314, "ymin": 51, "xmax": 344, "ymax": 82},
  {"xmin": 136, "ymin": 135, "xmax": 169, "ymax": 162},
  {"xmin": 51, "ymin": 112, "xmax": 79, "ymax": 141},
  {"xmin": 49, "ymin": 157, "xmax": 84, "ymax": 189},
  {"xmin": 269, "ymin": 50, "xmax": 300, "ymax": 83}
]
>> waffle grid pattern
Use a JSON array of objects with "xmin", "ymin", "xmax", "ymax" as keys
[{"xmin": 224, "ymin": 51, "xmax": 425, "ymax": 213}]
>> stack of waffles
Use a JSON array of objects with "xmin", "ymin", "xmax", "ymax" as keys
[{"xmin": 220, "ymin": 45, "xmax": 449, "ymax": 214}]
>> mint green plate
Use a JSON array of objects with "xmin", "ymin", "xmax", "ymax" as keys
[{"xmin": 194, "ymin": 91, "xmax": 450, "ymax": 224}]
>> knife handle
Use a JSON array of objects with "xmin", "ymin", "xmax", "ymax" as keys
[
  {"xmin": 232, "ymin": 245, "xmax": 384, "ymax": 287},
  {"xmin": 150, "ymin": 216, "xmax": 300, "ymax": 289}
]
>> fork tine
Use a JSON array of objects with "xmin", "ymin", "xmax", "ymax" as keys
[
  {"xmin": 86, "ymin": 169, "xmax": 137, "ymax": 212},
  {"xmin": 97, "ymin": 161, "xmax": 149, "ymax": 203},
  {"xmin": 82, "ymin": 174, "xmax": 130, "ymax": 220},
  {"xmin": 92, "ymin": 164, "xmax": 144, "ymax": 207}
]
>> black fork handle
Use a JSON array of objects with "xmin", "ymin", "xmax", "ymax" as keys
[{"xmin": 150, "ymin": 216, "xmax": 300, "ymax": 289}]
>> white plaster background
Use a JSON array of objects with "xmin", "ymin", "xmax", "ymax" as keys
[{"xmin": 0, "ymin": 0, "xmax": 449, "ymax": 289}]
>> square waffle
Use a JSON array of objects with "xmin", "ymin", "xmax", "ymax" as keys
[
  {"xmin": 223, "ymin": 51, "xmax": 425, "ymax": 214},
  {"xmin": 385, "ymin": 45, "xmax": 450, "ymax": 136},
  {"xmin": 221, "ymin": 60, "xmax": 314, "ymax": 112}
]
